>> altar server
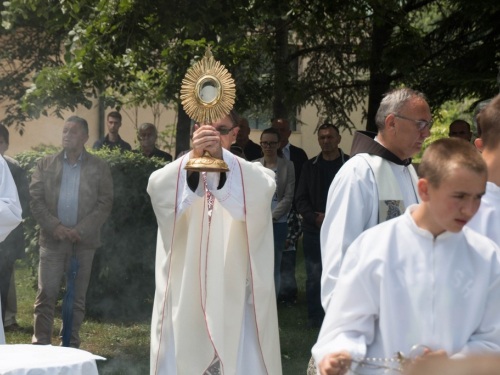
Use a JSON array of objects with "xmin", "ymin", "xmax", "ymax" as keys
[
  {"xmin": 467, "ymin": 94, "xmax": 500, "ymax": 246},
  {"xmin": 313, "ymin": 138, "xmax": 500, "ymax": 375},
  {"xmin": 148, "ymin": 111, "xmax": 282, "ymax": 375}
]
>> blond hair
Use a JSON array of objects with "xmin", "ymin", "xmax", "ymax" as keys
[{"xmin": 419, "ymin": 138, "xmax": 486, "ymax": 187}]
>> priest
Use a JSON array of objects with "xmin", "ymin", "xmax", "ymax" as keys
[
  {"xmin": 320, "ymin": 88, "xmax": 432, "ymax": 310},
  {"xmin": 147, "ymin": 110, "xmax": 282, "ymax": 375}
]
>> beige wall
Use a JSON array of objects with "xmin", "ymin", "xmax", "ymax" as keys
[
  {"xmin": 4, "ymin": 99, "xmax": 365, "ymax": 160},
  {"xmin": 4, "ymin": 102, "xmax": 177, "ymax": 157}
]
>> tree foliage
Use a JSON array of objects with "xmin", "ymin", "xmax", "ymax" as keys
[{"xmin": 1, "ymin": 0, "xmax": 499, "ymax": 140}]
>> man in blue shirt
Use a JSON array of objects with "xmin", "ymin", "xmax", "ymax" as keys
[{"xmin": 30, "ymin": 116, "xmax": 113, "ymax": 348}]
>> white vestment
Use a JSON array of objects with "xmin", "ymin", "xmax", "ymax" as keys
[
  {"xmin": 0, "ymin": 155, "xmax": 23, "ymax": 345},
  {"xmin": 313, "ymin": 205, "xmax": 500, "ymax": 373},
  {"xmin": 147, "ymin": 149, "xmax": 282, "ymax": 375},
  {"xmin": 320, "ymin": 154, "xmax": 419, "ymax": 309},
  {"xmin": 467, "ymin": 181, "xmax": 500, "ymax": 246}
]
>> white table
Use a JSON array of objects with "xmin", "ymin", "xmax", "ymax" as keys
[{"xmin": 0, "ymin": 344, "xmax": 105, "ymax": 375}]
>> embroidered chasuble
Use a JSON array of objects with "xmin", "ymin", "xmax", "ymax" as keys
[{"xmin": 147, "ymin": 149, "xmax": 282, "ymax": 375}]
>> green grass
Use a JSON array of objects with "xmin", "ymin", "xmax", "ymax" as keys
[{"xmin": 5, "ymin": 242, "xmax": 319, "ymax": 374}]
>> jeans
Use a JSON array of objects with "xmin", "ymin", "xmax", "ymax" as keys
[
  {"xmin": 303, "ymin": 230, "xmax": 324, "ymax": 322},
  {"xmin": 33, "ymin": 242, "xmax": 96, "ymax": 348},
  {"xmin": 273, "ymin": 222, "xmax": 288, "ymax": 298}
]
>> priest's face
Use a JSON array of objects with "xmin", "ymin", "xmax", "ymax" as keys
[
  {"xmin": 213, "ymin": 116, "xmax": 239, "ymax": 150},
  {"xmin": 422, "ymin": 167, "xmax": 486, "ymax": 236},
  {"xmin": 385, "ymin": 97, "xmax": 432, "ymax": 160}
]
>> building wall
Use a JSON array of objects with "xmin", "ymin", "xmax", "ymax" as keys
[{"xmin": 4, "ymin": 100, "xmax": 365, "ymax": 160}]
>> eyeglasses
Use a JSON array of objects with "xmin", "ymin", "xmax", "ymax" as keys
[
  {"xmin": 216, "ymin": 126, "xmax": 236, "ymax": 135},
  {"xmin": 392, "ymin": 114, "xmax": 433, "ymax": 131},
  {"xmin": 260, "ymin": 141, "xmax": 279, "ymax": 148}
]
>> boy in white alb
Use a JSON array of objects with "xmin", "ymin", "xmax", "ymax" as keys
[
  {"xmin": 467, "ymin": 94, "xmax": 500, "ymax": 246},
  {"xmin": 313, "ymin": 138, "xmax": 500, "ymax": 375}
]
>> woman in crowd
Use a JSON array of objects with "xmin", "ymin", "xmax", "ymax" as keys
[{"xmin": 256, "ymin": 128, "xmax": 295, "ymax": 297}]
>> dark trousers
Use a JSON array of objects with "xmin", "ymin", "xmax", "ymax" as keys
[
  {"xmin": 279, "ymin": 250, "xmax": 298, "ymax": 301},
  {"xmin": 303, "ymin": 230, "xmax": 324, "ymax": 322},
  {"xmin": 0, "ymin": 258, "xmax": 14, "ymax": 323}
]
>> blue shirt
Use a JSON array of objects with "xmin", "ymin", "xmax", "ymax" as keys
[{"xmin": 57, "ymin": 152, "xmax": 82, "ymax": 227}]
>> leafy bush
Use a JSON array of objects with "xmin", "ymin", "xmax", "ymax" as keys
[{"xmin": 16, "ymin": 146, "xmax": 167, "ymax": 320}]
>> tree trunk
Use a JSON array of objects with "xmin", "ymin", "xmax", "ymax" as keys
[
  {"xmin": 176, "ymin": 104, "xmax": 191, "ymax": 157},
  {"xmin": 273, "ymin": 18, "xmax": 289, "ymax": 121},
  {"xmin": 366, "ymin": 10, "xmax": 394, "ymax": 132}
]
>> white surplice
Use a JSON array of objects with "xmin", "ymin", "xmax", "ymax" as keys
[
  {"xmin": 467, "ymin": 181, "xmax": 500, "ymax": 246},
  {"xmin": 320, "ymin": 155, "xmax": 419, "ymax": 310},
  {"xmin": 313, "ymin": 205, "xmax": 500, "ymax": 374},
  {"xmin": 147, "ymin": 149, "xmax": 282, "ymax": 375},
  {"xmin": 0, "ymin": 154, "xmax": 23, "ymax": 345}
]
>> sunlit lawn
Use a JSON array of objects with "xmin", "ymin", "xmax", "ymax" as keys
[{"xmin": 5, "ymin": 241, "xmax": 319, "ymax": 374}]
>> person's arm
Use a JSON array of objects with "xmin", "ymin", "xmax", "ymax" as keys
[
  {"xmin": 295, "ymin": 163, "xmax": 318, "ymax": 226},
  {"xmin": 74, "ymin": 161, "xmax": 113, "ymax": 240},
  {"xmin": 0, "ymin": 156, "xmax": 22, "ymax": 242},
  {"xmin": 29, "ymin": 158, "xmax": 61, "ymax": 236},
  {"xmin": 320, "ymin": 157, "xmax": 378, "ymax": 310},
  {"xmin": 271, "ymin": 161, "xmax": 295, "ymax": 221}
]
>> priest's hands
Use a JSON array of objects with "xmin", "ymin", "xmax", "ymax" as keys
[
  {"xmin": 318, "ymin": 351, "xmax": 352, "ymax": 375},
  {"xmin": 191, "ymin": 124, "xmax": 223, "ymax": 160}
]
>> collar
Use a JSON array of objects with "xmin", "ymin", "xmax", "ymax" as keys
[
  {"xmin": 404, "ymin": 204, "xmax": 455, "ymax": 241},
  {"xmin": 63, "ymin": 151, "xmax": 83, "ymax": 161},
  {"xmin": 350, "ymin": 131, "xmax": 412, "ymax": 166},
  {"xmin": 486, "ymin": 181, "xmax": 500, "ymax": 196},
  {"xmin": 312, "ymin": 149, "xmax": 347, "ymax": 165},
  {"xmin": 283, "ymin": 142, "xmax": 291, "ymax": 151},
  {"xmin": 105, "ymin": 134, "xmax": 123, "ymax": 143}
]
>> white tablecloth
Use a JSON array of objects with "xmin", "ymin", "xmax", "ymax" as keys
[{"xmin": 0, "ymin": 345, "xmax": 105, "ymax": 375}]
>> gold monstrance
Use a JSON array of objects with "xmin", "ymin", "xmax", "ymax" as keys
[{"xmin": 180, "ymin": 46, "xmax": 236, "ymax": 172}]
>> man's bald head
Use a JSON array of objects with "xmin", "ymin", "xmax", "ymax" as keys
[
  {"xmin": 449, "ymin": 120, "xmax": 472, "ymax": 142},
  {"xmin": 271, "ymin": 118, "xmax": 291, "ymax": 148}
]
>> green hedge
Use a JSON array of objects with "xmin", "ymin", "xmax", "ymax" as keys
[{"xmin": 15, "ymin": 147, "xmax": 167, "ymax": 320}]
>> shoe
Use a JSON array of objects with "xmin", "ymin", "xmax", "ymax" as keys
[{"xmin": 4, "ymin": 323, "xmax": 21, "ymax": 332}]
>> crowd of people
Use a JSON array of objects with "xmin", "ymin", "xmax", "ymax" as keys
[{"xmin": 1, "ymin": 87, "xmax": 500, "ymax": 375}]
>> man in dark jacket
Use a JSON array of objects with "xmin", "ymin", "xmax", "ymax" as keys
[
  {"xmin": 93, "ymin": 111, "xmax": 132, "ymax": 153},
  {"xmin": 295, "ymin": 123, "xmax": 348, "ymax": 327},
  {"xmin": 30, "ymin": 116, "xmax": 113, "ymax": 347}
]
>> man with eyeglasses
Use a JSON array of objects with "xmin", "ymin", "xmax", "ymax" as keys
[
  {"xmin": 295, "ymin": 123, "xmax": 349, "ymax": 328},
  {"xmin": 320, "ymin": 88, "xmax": 431, "ymax": 312},
  {"xmin": 134, "ymin": 123, "xmax": 172, "ymax": 163},
  {"xmin": 148, "ymin": 110, "xmax": 282, "ymax": 375}
]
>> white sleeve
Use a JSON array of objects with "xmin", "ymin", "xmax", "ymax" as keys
[
  {"xmin": 0, "ymin": 155, "xmax": 22, "ymax": 243},
  {"xmin": 176, "ymin": 155, "xmax": 205, "ymax": 219},
  {"xmin": 320, "ymin": 156, "xmax": 378, "ymax": 310},
  {"xmin": 312, "ymin": 242, "xmax": 379, "ymax": 368},
  {"xmin": 206, "ymin": 149, "xmax": 245, "ymax": 221}
]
